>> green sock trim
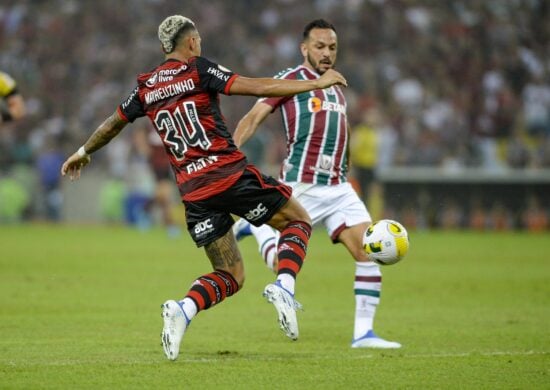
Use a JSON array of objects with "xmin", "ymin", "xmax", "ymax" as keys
[{"xmin": 354, "ymin": 289, "xmax": 380, "ymax": 298}]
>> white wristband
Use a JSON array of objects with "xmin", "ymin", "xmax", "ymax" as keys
[{"xmin": 77, "ymin": 146, "xmax": 88, "ymax": 158}]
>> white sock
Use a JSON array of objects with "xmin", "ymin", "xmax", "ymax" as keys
[
  {"xmin": 276, "ymin": 274, "xmax": 296, "ymax": 295},
  {"xmin": 178, "ymin": 297, "xmax": 198, "ymax": 322},
  {"xmin": 353, "ymin": 261, "xmax": 381, "ymax": 339},
  {"xmin": 250, "ymin": 224, "xmax": 279, "ymax": 272}
]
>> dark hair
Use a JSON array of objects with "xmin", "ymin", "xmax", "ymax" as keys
[
  {"xmin": 170, "ymin": 22, "xmax": 197, "ymax": 52},
  {"xmin": 303, "ymin": 19, "xmax": 336, "ymax": 40}
]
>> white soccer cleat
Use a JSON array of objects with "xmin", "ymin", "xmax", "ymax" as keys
[
  {"xmin": 263, "ymin": 282, "xmax": 302, "ymax": 340},
  {"xmin": 351, "ymin": 330, "xmax": 402, "ymax": 349},
  {"xmin": 232, "ymin": 218, "xmax": 252, "ymax": 241},
  {"xmin": 161, "ymin": 300, "xmax": 190, "ymax": 360}
]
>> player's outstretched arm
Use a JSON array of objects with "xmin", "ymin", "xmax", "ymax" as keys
[
  {"xmin": 229, "ymin": 68, "xmax": 347, "ymax": 97},
  {"xmin": 234, "ymin": 101, "xmax": 272, "ymax": 148},
  {"xmin": 61, "ymin": 110, "xmax": 127, "ymax": 181}
]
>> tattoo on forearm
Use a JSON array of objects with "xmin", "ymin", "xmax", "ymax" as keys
[
  {"xmin": 205, "ymin": 232, "xmax": 242, "ymax": 270},
  {"xmin": 86, "ymin": 113, "xmax": 126, "ymax": 154}
]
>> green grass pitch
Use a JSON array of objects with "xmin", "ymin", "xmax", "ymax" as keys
[{"xmin": 0, "ymin": 225, "xmax": 548, "ymax": 389}]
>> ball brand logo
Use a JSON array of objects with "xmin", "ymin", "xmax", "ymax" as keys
[
  {"xmin": 308, "ymin": 97, "xmax": 322, "ymax": 113},
  {"xmin": 194, "ymin": 219, "xmax": 213, "ymax": 234},
  {"xmin": 245, "ymin": 203, "xmax": 268, "ymax": 221}
]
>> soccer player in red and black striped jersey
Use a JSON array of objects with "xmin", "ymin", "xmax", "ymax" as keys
[
  {"xmin": 233, "ymin": 19, "xmax": 401, "ymax": 349},
  {"xmin": 61, "ymin": 15, "xmax": 347, "ymax": 361}
]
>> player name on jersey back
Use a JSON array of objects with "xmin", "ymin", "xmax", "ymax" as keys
[{"xmin": 145, "ymin": 79, "xmax": 196, "ymax": 105}]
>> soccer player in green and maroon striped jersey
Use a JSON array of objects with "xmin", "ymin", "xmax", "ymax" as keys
[{"xmin": 234, "ymin": 19, "xmax": 401, "ymax": 349}]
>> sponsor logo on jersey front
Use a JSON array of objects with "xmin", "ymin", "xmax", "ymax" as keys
[
  {"xmin": 245, "ymin": 203, "xmax": 268, "ymax": 221},
  {"xmin": 145, "ymin": 79, "xmax": 195, "ymax": 104},
  {"xmin": 307, "ymin": 97, "xmax": 345, "ymax": 114}
]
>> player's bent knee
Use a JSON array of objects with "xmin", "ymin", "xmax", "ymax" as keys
[
  {"xmin": 293, "ymin": 211, "xmax": 311, "ymax": 226},
  {"xmin": 226, "ymin": 263, "xmax": 245, "ymax": 287},
  {"xmin": 233, "ymin": 269, "xmax": 245, "ymax": 288},
  {"xmin": 283, "ymin": 198, "xmax": 311, "ymax": 225}
]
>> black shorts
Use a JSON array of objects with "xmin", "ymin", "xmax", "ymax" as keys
[{"xmin": 184, "ymin": 165, "xmax": 292, "ymax": 247}]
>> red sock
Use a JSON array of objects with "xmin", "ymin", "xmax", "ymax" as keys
[
  {"xmin": 185, "ymin": 270, "xmax": 239, "ymax": 312},
  {"xmin": 277, "ymin": 221, "xmax": 312, "ymax": 278}
]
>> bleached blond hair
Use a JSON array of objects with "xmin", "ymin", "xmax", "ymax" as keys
[{"xmin": 158, "ymin": 15, "xmax": 196, "ymax": 53}]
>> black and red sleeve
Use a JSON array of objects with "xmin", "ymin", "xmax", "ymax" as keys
[
  {"xmin": 195, "ymin": 56, "xmax": 238, "ymax": 95},
  {"xmin": 117, "ymin": 86, "xmax": 145, "ymax": 123}
]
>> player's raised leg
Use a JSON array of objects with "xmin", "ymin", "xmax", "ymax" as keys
[
  {"xmin": 263, "ymin": 197, "xmax": 312, "ymax": 340},
  {"xmin": 161, "ymin": 229, "xmax": 243, "ymax": 360}
]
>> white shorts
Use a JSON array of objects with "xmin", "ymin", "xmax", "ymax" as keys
[{"xmin": 286, "ymin": 181, "xmax": 371, "ymax": 242}]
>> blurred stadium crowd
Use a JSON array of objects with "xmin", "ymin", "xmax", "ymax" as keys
[{"xmin": 0, "ymin": 0, "xmax": 548, "ymax": 229}]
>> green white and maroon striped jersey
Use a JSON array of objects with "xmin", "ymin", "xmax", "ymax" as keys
[{"xmin": 261, "ymin": 65, "xmax": 349, "ymax": 185}]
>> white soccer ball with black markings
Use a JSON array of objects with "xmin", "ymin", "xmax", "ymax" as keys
[{"xmin": 363, "ymin": 219, "xmax": 409, "ymax": 266}]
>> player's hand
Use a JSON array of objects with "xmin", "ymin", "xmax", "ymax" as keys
[
  {"xmin": 316, "ymin": 69, "xmax": 348, "ymax": 88},
  {"xmin": 61, "ymin": 152, "xmax": 91, "ymax": 181}
]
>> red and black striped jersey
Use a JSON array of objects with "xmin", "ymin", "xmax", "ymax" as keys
[{"xmin": 117, "ymin": 56, "xmax": 247, "ymax": 201}]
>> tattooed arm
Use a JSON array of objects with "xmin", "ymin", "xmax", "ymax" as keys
[{"xmin": 61, "ymin": 110, "xmax": 128, "ymax": 180}]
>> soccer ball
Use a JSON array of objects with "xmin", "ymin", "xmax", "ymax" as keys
[{"xmin": 363, "ymin": 219, "xmax": 409, "ymax": 265}]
